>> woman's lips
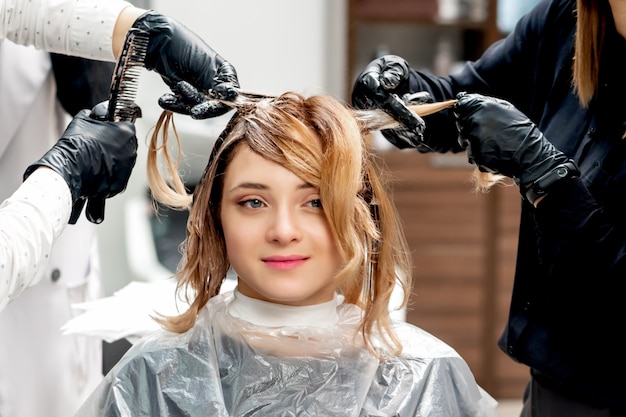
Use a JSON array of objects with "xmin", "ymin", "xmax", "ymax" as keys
[{"xmin": 263, "ymin": 256, "xmax": 308, "ymax": 270}]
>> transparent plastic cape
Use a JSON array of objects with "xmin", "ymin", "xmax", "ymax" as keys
[{"xmin": 74, "ymin": 291, "xmax": 499, "ymax": 416}]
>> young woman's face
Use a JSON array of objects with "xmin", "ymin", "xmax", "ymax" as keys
[{"xmin": 220, "ymin": 145, "xmax": 343, "ymax": 306}]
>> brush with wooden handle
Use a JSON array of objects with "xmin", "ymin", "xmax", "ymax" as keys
[{"xmin": 353, "ymin": 99, "xmax": 458, "ymax": 132}]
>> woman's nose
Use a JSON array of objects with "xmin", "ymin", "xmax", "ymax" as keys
[{"xmin": 266, "ymin": 208, "xmax": 302, "ymax": 243}]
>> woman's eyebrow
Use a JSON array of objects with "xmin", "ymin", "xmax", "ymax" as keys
[
  {"xmin": 228, "ymin": 182, "xmax": 268, "ymax": 192},
  {"xmin": 228, "ymin": 182, "xmax": 315, "ymax": 193}
]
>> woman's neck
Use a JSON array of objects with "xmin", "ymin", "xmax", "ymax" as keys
[{"xmin": 228, "ymin": 288, "xmax": 339, "ymax": 327}]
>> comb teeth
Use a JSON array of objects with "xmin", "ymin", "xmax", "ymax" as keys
[{"xmin": 108, "ymin": 28, "xmax": 149, "ymax": 122}]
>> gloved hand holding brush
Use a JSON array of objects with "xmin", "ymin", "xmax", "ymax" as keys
[{"xmin": 351, "ymin": 54, "xmax": 461, "ymax": 153}]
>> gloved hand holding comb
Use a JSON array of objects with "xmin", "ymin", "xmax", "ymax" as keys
[{"xmin": 131, "ymin": 11, "xmax": 240, "ymax": 119}]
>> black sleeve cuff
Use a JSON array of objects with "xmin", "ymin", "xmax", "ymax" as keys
[{"xmin": 525, "ymin": 161, "xmax": 580, "ymax": 206}]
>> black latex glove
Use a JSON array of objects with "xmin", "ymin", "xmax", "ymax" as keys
[
  {"xmin": 132, "ymin": 11, "xmax": 239, "ymax": 119},
  {"xmin": 352, "ymin": 55, "xmax": 464, "ymax": 154},
  {"xmin": 454, "ymin": 93, "xmax": 571, "ymax": 187},
  {"xmin": 351, "ymin": 55, "xmax": 427, "ymax": 149},
  {"xmin": 23, "ymin": 103, "xmax": 138, "ymax": 224}
]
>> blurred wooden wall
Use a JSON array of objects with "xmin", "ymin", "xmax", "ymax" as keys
[{"xmin": 378, "ymin": 149, "xmax": 528, "ymax": 399}]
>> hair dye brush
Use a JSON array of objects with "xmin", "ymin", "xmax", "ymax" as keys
[{"xmin": 353, "ymin": 99, "xmax": 458, "ymax": 132}]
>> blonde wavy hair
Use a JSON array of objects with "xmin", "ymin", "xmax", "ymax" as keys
[{"xmin": 147, "ymin": 91, "xmax": 413, "ymax": 357}]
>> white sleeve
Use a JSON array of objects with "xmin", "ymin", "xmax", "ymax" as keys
[
  {"xmin": 0, "ymin": 0, "xmax": 132, "ymax": 61},
  {"xmin": 0, "ymin": 168, "xmax": 72, "ymax": 312}
]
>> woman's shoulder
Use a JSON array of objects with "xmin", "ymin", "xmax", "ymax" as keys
[
  {"xmin": 114, "ymin": 328, "xmax": 202, "ymax": 372},
  {"xmin": 391, "ymin": 320, "xmax": 462, "ymax": 360},
  {"xmin": 111, "ymin": 298, "xmax": 227, "ymax": 376},
  {"xmin": 374, "ymin": 321, "xmax": 499, "ymax": 416},
  {"xmin": 77, "ymin": 315, "xmax": 224, "ymax": 415}
]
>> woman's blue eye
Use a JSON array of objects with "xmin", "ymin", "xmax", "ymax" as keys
[
  {"xmin": 310, "ymin": 199, "xmax": 323, "ymax": 208},
  {"xmin": 240, "ymin": 199, "xmax": 264, "ymax": 209}
]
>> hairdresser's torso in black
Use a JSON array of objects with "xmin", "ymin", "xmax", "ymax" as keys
[{"xmin": 405, "ymin": 0, "xmax": 626, "ymax": 409}]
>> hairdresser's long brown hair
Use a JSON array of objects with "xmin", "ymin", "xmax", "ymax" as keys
[
  {"xmin": 147, "ymin": 92, "xmax": 413, "ymax": 357},
  {"xmin": 573, "ymin": 0, "xmax": 610, "ymax": 106}
]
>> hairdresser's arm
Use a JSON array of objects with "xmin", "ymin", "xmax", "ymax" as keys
[
  {"xmin": 0, "ymin": 0, "xmax": 130, "ymax": 61},
  {"xmin": 0, "ymin": 168, "xmax": 72, "ymax": 312},
  {"xmin": 1, "ymin": 0, "xmax": 239, "ymax": 118},
  {"xmin": 0, "ymin": 104, "xmax": 137, "ymax": 313}
]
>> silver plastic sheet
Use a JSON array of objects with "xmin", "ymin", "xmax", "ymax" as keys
[{"xmin": 75, "ymin": 291, "xmax": 498, "ymax": 416}]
